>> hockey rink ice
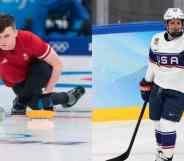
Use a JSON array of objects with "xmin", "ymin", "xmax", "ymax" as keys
[{"xmin": 93, "ymin": 120, "xmax": 184, "ymax": 161}]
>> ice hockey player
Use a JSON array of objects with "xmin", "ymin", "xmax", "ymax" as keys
[
  {"xmin": 140, "ymin": 8, "xmax": 184, "ymax": 161},
  {"xmin": 0, "ymin": 13, "xmax": 85, "ymax": 115}
]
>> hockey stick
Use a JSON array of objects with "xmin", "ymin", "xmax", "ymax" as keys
[{"xmin": 106, "ymin": 101, "xmax": 148, "ymax": 161}]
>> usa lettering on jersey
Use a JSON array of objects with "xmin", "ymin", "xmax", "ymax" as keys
[
  {"xmin": 149, "ymin": 48, "xmax": 184, "ymax": 67},
  {"xmin": 157, "ymin": 55, "xmax": 179, "ymax": 65}
]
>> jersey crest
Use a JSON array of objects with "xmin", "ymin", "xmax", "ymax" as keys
[
  {"xmin": 22, "ymin": 53, "xmax": 29, "ymax": 61},
  {"xmin": 153, "ymin": 37, "xmax": 160, "ymax": 45}
]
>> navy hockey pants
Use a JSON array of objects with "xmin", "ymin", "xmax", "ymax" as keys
[{"xmin": 149, "ymin": 84, "xmax": 184, "ymax": 122}]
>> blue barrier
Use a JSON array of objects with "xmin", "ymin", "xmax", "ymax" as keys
[
  {"xmin": 47, "ymin": 36, "xmax": 91, "ymax": 55},
  {"xmin": 93, "ymin": 21, "xmax": 164, "ymax": 34}
]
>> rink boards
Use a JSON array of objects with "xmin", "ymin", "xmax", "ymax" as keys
[
  {"xmin": 93, "ymin": 106, "xmax": 149, "ymax": 122},
  {"xmin": 93, "ymin": 22, "xmax": 165, "ymax": 122}
]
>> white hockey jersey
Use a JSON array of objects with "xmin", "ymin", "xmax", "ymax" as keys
[{"xmin": 145, "ymin": 31, "xmax": 184, "ymax": 93}]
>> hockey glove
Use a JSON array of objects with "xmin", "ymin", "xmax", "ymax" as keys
[{"xmin": 139, "ymin": 78, "xmax": 153, "ymax": 101}]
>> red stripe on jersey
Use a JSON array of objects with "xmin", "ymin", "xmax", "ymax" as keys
[{"xmin": 38, "ymin": 45, "xmax": 51, "ymax": 59}]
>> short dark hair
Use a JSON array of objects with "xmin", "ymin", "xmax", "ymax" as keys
[{"xmin": 0, "ymin": 13, "xmax": 15, "ymax": 33}]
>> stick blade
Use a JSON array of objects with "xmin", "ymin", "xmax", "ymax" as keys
[{"xmin": 106, "ymin": 151, "xmax": 130, "ymax": 161}]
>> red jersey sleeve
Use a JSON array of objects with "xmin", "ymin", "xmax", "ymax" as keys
[{"xmin": 30, "ymin": 32, "xmax": 51, "ymax": 59}]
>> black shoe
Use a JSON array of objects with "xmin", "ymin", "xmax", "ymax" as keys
[
  {"xmin": 63, "ymin": 86, "xmax": 85, "ymax": 108},
  {"xmin": 11, "ymin": 97, "xmax": 27, "ymax": 115},
  {"xmin": 44, "ymin": 106, "xmax": 54, "ymax": 111}
]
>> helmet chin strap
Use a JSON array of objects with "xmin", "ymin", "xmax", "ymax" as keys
[{"xmin": 167, "ymin": 30, "xmax": 183, "ymax": 39}]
